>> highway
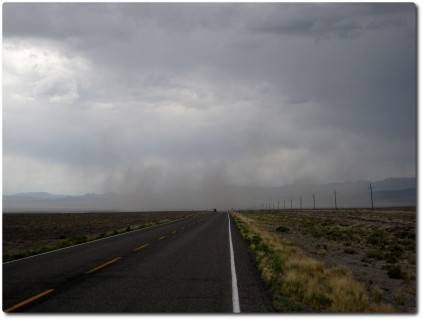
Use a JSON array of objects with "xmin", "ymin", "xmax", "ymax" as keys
[{"xmin": 3, "ymin": 212, "xmax": 273, "ymax": 313}]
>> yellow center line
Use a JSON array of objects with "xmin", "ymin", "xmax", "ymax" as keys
[
  {"xmin": 4, "ymin": 288, "xmax": 55, "ymax": 313},
  {"xmin": 158, "ymin": 236, "xmax": 166, "ymax": 240},
  {"xmin": 133, "ymin": 243, "xmax": 149, "ymax": 251},
  {"xmin": 86, "ymin": 257, "xmax": 122, "ymax": 274}
]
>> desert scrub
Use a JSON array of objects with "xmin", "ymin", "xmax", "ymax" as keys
[
  {"xmin": 231, "ymin": 211, "xmax": 394, "ymax": 312},
  {"xmin": 275, "ymin": 216, "xmax": 365, "ymax": 243}
]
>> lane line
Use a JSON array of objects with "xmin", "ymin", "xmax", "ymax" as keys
[
  {"xmin": 86, "ymin": 257, "xmax": 122, "ymax": 274},
  {"xmin": 4, "ymin": 289, "xmax": 55, "ymax": 313},
  {"xmin": 228, "ymin": 213, "xmax": 241, "ymax": 313},
  {"xmin": 172, "ymin": 231, "xmax": 177, "ymax": 234},
  {"xmin": 3, "ymin": 214, "xmax": 198, "ymax": 265},
  {"xmin": 133, "ymin": 244, "xmax": 149, "ymax": 252},
  {"xmin": 158, "ymin": 236, "xmax": 166, "ymax": 240}
]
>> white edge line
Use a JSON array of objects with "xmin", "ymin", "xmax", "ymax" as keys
[
  {"xmin": 228, "ymin": 212, "xmax": 241, "ymax": 313},
  {"xmin": 3, "ymin": 213, "xmax": 200, "ymax": 265}
]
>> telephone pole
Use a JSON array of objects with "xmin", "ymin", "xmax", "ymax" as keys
[
  {"xmin": 290, "ymin": 199, "xmax": 293, "ymax": 210},
  {"xmin": 313, "ymin": 193, "xmax": 316, "ymax": 209},
  {"xmin": 334, "ymin": 190, "xmax": 338, "ymax": 210},
  {"xmin": 369, "ymin": 183, "xmax": 374, "ymax": 210},
  {"xmin": 300, "ymin": 196, "xmax": 302, "ymax": 210}
]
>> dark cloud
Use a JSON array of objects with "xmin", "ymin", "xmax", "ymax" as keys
[
  {"xmin": 239, "ymin": 3, "xmax": 415, "ymax": 40},
  {"xmin": 2, "ymin": 3, "xmax": 416, "ymax": 209}
]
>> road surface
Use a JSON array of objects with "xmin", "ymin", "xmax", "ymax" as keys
[{"xmin": 3, "ymin": 212, "xmax": 273, "ymax": 313}]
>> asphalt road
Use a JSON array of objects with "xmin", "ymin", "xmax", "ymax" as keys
[{"xmin": 3, "ymin": 211, "xmax": 273, "ymax": 313}]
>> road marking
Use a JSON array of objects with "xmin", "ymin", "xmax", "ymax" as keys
[
  {"xmin": 172, "ymin": 231, "xmax": 177, "ymax": 234},
  {"xmin": 134, "ymin": 244, "xmax": 149, "ymax": 251},
  {"xmin": 158, "ymin": 236, "xmax": 166, "ymax": 240},
  {"xmin": 4, "ymin": 288, "xmax": 55, "ymax": 313},
  {"xmin": 3, "ymin": 215, "xmax": 194, "ymax": 265},
  {"xmin": 228, "ymin": 213, "xmax": 241, "ymax": 313},
  {"xmin": 86, "ymin": 257, "xmax": 122, "ymax": 274}
]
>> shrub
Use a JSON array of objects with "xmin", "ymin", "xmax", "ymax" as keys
[
  {"xmin": 368, "ymin": 229, "xmax": 387, "ymax": 247},
  {"xmin": 276, "ymin": 226, "xmax": 290, "ymax": 233},
  {"xmin": 344, "ymin": 248, "xmax": 357, "ymax": 254},
  {"xmin": 387, "ymin": 265, "xmax": 404, "ymax": 279}
]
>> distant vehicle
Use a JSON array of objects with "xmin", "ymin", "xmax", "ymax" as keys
[{"xmin": 212, "ymin": 208, "xmax": 217, "ymax": 212}]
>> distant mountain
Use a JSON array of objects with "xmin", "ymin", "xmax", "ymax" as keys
[
  {"xmin": 2, "ymin": 177, "xmax": 416, "ymax": 212},
  {"xmin": 373, "ymin": 177, "xmax": 416, "ymax": 191},
  {"xmin": 13, "ymin": 192, "xmax": 68, "ymax": 199},
  {"xmin": 2, "ymin": 192, "xmax": 120, "ymax": 212}
]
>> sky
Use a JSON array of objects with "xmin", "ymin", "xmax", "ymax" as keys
[{"xmin": 2, "ymin": 3, "xmax": 417, "ymax": 204}]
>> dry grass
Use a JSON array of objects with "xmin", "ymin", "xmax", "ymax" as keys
[
  {"xmin": 231, "ymin": 211, "xmax": 395, "ymax": 312},
  {"xmin": 238, "ymin": 208, "xmax": 416, "ymax": 312}
]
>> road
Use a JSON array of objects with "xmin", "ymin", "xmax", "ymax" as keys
[{"xmin": 3, "ymin": 212, "xmax": 273, "ymax": 313}]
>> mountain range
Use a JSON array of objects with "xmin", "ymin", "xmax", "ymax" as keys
[{"xmin": 2, "ymin": 177, "xmax": 416, "ymax": 212}]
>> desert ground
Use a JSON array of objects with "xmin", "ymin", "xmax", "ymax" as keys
[{"xmin": 239, "ymin": 208, "xmax": 416, "ymax": 312}]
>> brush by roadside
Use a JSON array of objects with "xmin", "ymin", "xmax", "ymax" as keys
[{"xmin": 230, "ymin": 211, "xmax": 394, "ymax": 312}]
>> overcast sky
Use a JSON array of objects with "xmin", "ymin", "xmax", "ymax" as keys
[{"xmin": 2, "ymin": 3, "xmax": 416, "ymax": 199}]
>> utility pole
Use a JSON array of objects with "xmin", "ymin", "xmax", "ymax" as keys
[
  {"xmin": 290, "ymin": 199, "xmax": 293, "ymax": 210},
  {"xmin": 334, "ymin": 190, "xmax": 338, "ymax": 210},
  {"xmin": 369, "ymin": 183, "xmax": 374, "ymax": 210},
  {"xmin": 278, "ymin": 201, "xmax": 279, "ymax": 210},
  {"xmin": 300, "ymin": 196, "xmax": 302, "ymax": 210},
  {"xmin": 313, "ymin": 193, "xmax": 316, "ymax": 209},
  {"xmin": 284, "ymin": 200, "xmax": 286, "ymax": 210}
]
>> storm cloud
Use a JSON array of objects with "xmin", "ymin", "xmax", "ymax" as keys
[{"xmin": 2, "ymin": 3, "xmax": 416, "ymax": 210}]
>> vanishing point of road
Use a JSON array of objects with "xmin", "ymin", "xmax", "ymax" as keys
[{"xmin": 3, "ymin": 212, "xmax": 273, "ymax": 313}]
